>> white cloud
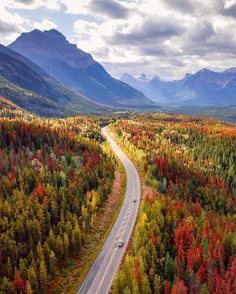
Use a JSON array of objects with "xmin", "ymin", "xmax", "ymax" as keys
[
  {"xmin": 224, "ymin": 0, "xmax": 236, "ymax": 9},
  {"xmin": 2, "ymin": 0, "xmax": 236, "ymax": 79},
  {"xmin": 74, "ymin": 19, "xmax": 98, "ymax": 37},
  {"xmin": 0, "ymin": 2, "xmax": 58, "ymax": 44},
  {"xmin": 32, "ymin": 19, "xmax": 57, "ymax": 31},
  {"xmin": 60, "ymin": 0, "xmax": 91, "ymax": 15},
  {"xmin": 0, "ymin": 5, "xmax": 30, "ymax": 43},
  {"xmin": 6, "ymin": 0, "xmax": 60, "ymax": 10},
  {"xmin": 67, "ymin": 0, "xmax": 236, "ymax": 79}
]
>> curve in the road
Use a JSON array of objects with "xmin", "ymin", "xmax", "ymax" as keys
[{"xmin": 77, "ymin": 126, "xmax": 141, "ymax": 294}]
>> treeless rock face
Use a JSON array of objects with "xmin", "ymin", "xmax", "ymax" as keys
[{"xmin": 10, "ymin": 29, "xmax": 95, "ymax": 70}]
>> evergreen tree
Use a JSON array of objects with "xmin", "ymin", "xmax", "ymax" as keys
[
  {"xmin": 1, "ymin": 277, "xmax": 15, "ymax": 294},
  {"xmin": 154, "ymin": 275, "xmax": 162, "ymax": 294},
  {"xmin": 39, "ymin": 259, "xmax": 48, "ymax": 292},
  {"xmin": 71, "ymin": 223, "xmax": 82, "ymax": 256}
]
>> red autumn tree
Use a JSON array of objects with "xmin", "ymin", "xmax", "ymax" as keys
[
  {"xmin": 134, "ymin": 256, "xmax": 141, "ymax": 283},
  {"xmin": 164, "ymin": 280, "xmax": 171, "ymax": 294},
  {"xmin": 172, "ymin": 279, "xmax": 187, "ymax": 294},
  {"xmin": 13, "ymin": 271, "xmax": 25, "ymax": 292}
]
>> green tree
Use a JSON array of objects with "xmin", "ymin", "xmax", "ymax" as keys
[
  {"xmin": 164, "ymin": 252, "xmax": 175, "ymax": 283},
  {"xmin": 49, "ymin": 251, "xmax": 57, "ymax": 279},
  {"xmin": 200, "ymin": 284, "xmax": 210, "ymax": 294},
  {"xmin": 154, "ymin": 275, "xmax": 162, "ymax": 294},
  {"xmin": 63, "ymin": 232, "xmax": 70, "ymax": 260},
  {"xmin": 55, "ymin": 235, "xmax": 64, "ymax": 259},
  {"xmin": 141, "ymin": 274, "xmax": 152, "ymax": 294},
  {"xmin": 26, "ymin": 281, "xmax": 33, "ymax": 294},
  {"xmin": 71, "ymin": 223, "xmax": 82, "ymax": 256},
  {"xmin": 27, "ymin": 265, "xmax": 38, "ymax": 293},
  {"xmin": 6, "ymin": 257, "xmax": 13, "ymax": 280},
  {"xmin": 39, "ymin": 259, "xmax": 48, "ymax": 292},
  {"xmin": 0, "ymin": 277, "xmax": 15, "ymax": 294}
]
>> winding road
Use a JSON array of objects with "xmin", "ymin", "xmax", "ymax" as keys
[{"xmin": 77, "ymin": 126, "xmax": 141, "ymax": 294}]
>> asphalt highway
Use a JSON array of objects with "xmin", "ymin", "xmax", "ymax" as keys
[{"xmin": 77, "ymin": 126, "xmax": 141, "ymax": 294}]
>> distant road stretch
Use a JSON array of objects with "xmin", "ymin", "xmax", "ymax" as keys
[{"xmin": 78, "ymin": 126, "xmax": 141, "ymax": 294}]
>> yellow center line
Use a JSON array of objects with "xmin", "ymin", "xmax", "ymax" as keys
[{"xmin": 94, "ymin": 136, "xmax": 137, "ymax": 294}]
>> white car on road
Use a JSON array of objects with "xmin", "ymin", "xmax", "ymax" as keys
[{"xmin": 118, "ymin": 240, "xmax": 124, "ymax": 247}]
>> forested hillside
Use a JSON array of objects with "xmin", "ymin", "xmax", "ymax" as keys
[
  {"xmin": 0, "ymin": 45, "xmax": 114, "ymax": 117},
  {"xmin": 111, "ymin": 114, "xmax": 236, "ymax": 294},
  {"xmin": 0, "ymin": 107, "xmax": 115, "ymax": 293},
  {"xmin": 0, "ymin": 97, "xmax": 35, "ymax": 121}
]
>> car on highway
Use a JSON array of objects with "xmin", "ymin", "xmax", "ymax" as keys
[
  {"xmin": 133, "ymin": 198, "xmax": 137, "ymax": 202},
  {"xmin": 118, "ymin": 240, "xmax": 124, "ymax": 247}
]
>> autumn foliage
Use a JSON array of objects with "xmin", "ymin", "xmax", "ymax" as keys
[
  {"xmin": 112, "ymin": 114, "xmax": 236, "ymax": 294},
  {"xmin": 0, "ymin": 115, "xmax": 115, "ymax": 293}
]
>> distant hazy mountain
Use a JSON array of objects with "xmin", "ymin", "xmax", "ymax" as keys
[
  {"xmin": 0, "ymin": 45, "xmax": 112, "ymax": 117},
  {"xmin": 121, "ymin": 69, "xmax": 236, "ymax": 106},
  {"xmin": 176, "ymin": 69, "xmax": 236, "ymax": 105},
  {"xmin": 121, "ymin": 73, "xmax": 151, "ymax": 97},
  {"xmin": 121, "ymin": 73, "xmax": 186, "ymax": 103},
  {"xmin": 224, "ymin": 68, "xmax": 236, "ymax": 74},
  {"xmin": 139, "ymin": 73, "xmax": 149, "ymax": 82},
  {"xmin": 9, "ymin": 29, "xmax": 154, "ymax": 108}
]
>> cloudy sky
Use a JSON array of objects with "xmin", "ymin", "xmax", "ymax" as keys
[{"xmin": 1, "ymin": 0, "xmax": 236, "ymax": 80}]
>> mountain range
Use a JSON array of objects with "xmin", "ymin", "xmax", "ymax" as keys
[
  {"xmin": 0, "ymin": 28, "xmax": 235, "ymax": 117},
  {"xmin": 8, "ymin": 29, "xmax": 154, "ymax": 108},
  {"xmin": 121, "ymin": 69, "xmax": 236, "ymax": 106}
]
